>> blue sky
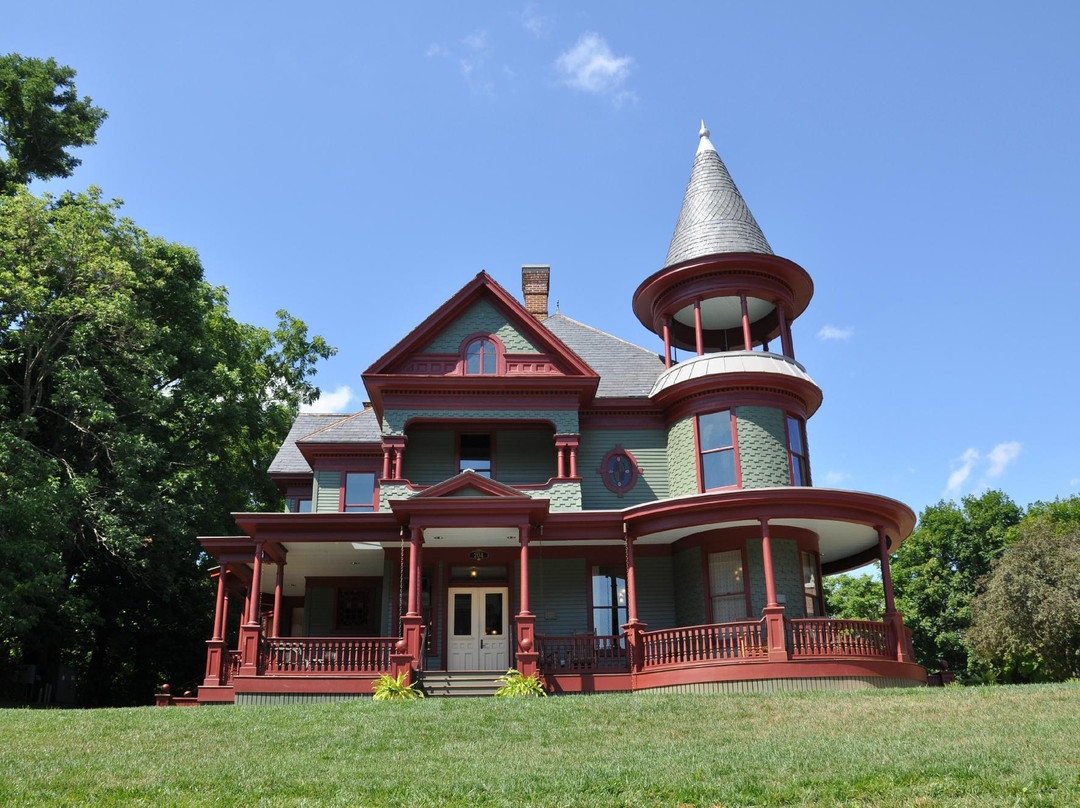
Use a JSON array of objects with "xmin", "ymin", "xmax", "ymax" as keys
[{"xmin": 8, "ymin": 2, "xmax": 1080, "ymax": 519}]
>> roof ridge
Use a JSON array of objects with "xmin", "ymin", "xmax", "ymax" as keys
[{"xmin": 545, "ymin": 313, "xmax": 661, "ymax": 358}]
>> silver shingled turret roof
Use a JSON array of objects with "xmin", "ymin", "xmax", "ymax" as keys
[{"xmin": 663, "ymin": 121, "xmax": 773, "ymax": 268}]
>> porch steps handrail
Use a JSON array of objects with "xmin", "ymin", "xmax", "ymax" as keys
[
  {"xmin": 786, "ymin": 618, "xmax": 893, "ymax": 659},
  {"xmin": 260, "ymin": 636, "xmax": 395, "ymax": 674},
  {"xmin": 641, "ymin": 620, "xmax": 766, "ymax": 668}
]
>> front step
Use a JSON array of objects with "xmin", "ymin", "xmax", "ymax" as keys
[{"xmin": 419, "ymin": 670, "xmax": 503, "ymax": 698}]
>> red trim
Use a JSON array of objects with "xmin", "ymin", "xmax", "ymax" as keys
[
  {"xmin": 597, "ymin": 444, "xmax": 642, "ymax": 498},
  {"xmin": 460, "ymin": 332, "xmax": 505, "ymax": 376},
  {"xmin": 655, "ymin": 374, "xmax": 821, "ymax": 423}
]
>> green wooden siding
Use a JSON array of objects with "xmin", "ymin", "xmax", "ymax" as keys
[
  {"xmin": 422, "ymin": 299, "xmax": 540, "ymax": 354},
  {"xmin": 637, "ymin": 556, "xmax": 676, "ymax": 630},
  {"xmin": 579, "ymin": 428, "xmax": 670, "ymax": 510},
  {"xmin": 666, "ymin": 417, "xmax": 698, "ymax": 496},
  {"xmin": 518, "ymin": 557, "xmax": 588, "ymax": 635},
  {"xmin": 402, "ymin": 429, "xmax": 455, "ymax": 484},
  {"xmin": 736, "ymin": 406, "xmax": 791, "ymax": 488},
  {"xmin": 672, "ymin": 546, "xmax": 706, "ymax": 626},
  {"xmin": 304, "ymin": 586, "xmax": 335, "ymax": 635},
  {"xmin": 746, "ymin": 537, "xmax": 805, "ymax": 618},
  {"xmin": 496, "ymin": 428, "xmax": 556, "ymax": 484},
  {"xmin": 312, "ymin": 470, "xmax": 340, "ymax": 513}
]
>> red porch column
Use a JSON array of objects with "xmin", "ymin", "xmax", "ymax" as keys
[
  {"xmin": 740, "ymin": 293, "xmax": 752, "ymax": 351},
  {"xmin": 382, "ymin": 446, "xmax": 392, "ymax": 479},
  {"xmin": 557, "ymin": 444, "xmax": 566, "ymax": 478},
  {"xmin": 400, "ymin": 527, "xmax": 425, "ymax": 669},
  {"xmin": 569, "ymin": 440, "xmax": 578, "ymax": 478},
  {"xmin": 878, "ymin": 526, "xmax": 915, "ymax": 663},
  {"xmin": 239, "ymin": 541, "xmax": 266, "ymax": 676},
  {"xmin": 662, "ymin": 318, "xmax": 672, "ymax": 368},
  {"xmin": 271, "ymin": 561, "xmax": 285, "ymax": 639},
  {"xmin": 204, "ymin": 567, "xmax": 229, "ymax": 687},
  {"xmin": 694, "ymin": 299, "xmax": 704, "ymax": 356},
  {"xmin": 621, "ymin": 532, "xmax": 647, "ymax": 674},
  {"xmin": 515, "ymin": 523, "xmax": 540, "ymax": 678},
  {"xmin": 760, "ymin": 519, "xmax": 790, "ymax": 662},
  {"xmin": 384, "ymin": 436, "xmax": 407, "ymax": 480}
]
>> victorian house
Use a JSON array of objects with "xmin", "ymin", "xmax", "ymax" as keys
[{"xmin": 192, "ymin": 125, "xmax": 923, "ymax": 704}]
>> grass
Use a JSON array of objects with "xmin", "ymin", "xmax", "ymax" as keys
[{"xmin": 1, "ymin": 683, "xmax": 1078, "ymax": 807}]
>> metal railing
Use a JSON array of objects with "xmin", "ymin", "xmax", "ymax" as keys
[
  {"xmin": 260, "ymin": 637, "xmax": 395, "ymax": 674},
  {"xmin": 641, "ymin": 620, "xmax": 766, "ymax": 668}
]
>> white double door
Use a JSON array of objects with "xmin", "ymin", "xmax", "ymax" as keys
[{"xmin": 447, "ymin": 587, "xmax": 509, "ymax": 671}]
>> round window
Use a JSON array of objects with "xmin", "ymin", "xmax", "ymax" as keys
[{"xmin": 598, "ymin": 445, "xmax": 640, "ymax": 497}]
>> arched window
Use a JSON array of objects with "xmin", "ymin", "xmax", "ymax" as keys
[{"xmin": 464, "ymin": 337, "xmax": 497, "ymax": 375}]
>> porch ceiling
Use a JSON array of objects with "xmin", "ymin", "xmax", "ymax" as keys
[
  {"xmin": 268, "ymin": 542, "xmax": 387, "ymax": 595},
  {"xmin": 421, "ymin": 527, "xmax": 521, "ymax": 547}
]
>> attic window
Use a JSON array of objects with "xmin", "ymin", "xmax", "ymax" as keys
[{"xmin": 464, "ymin": 337, "xmax": 497, "ymax": 375}]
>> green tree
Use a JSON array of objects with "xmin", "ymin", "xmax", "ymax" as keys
[
  {"xmin": 968, "ymin": 517, "xmax": 1080, "ymax": 682},
  {"xmin": 0, "ymin": 54, "xmax": 107, "ymax": 194},
  {"xmin": 0, "ymin": 188, "xmax": 333, "ymax": 704},
  {"xmin": 824, "ymin": 572, "xmax": 885, "ymax": 621},
  {"xmin": 890, "ymin": 490, "xmax": 1022, "ymax": 679}
]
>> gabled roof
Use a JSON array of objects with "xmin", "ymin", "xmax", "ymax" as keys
[
  {"xmin": 268, "ymin": 413, "xmax": 353, "ymax": 475},
  {"xmin": 542, "ymin": 313, "xmax": 665, "ymax": 399},
  {"xmin": 411, "ymin": 469, "xmax": 530, "ymax": 499},
  {"xmin": 664, "ymin": 122, "xmax": 773, "ymax": 268}
]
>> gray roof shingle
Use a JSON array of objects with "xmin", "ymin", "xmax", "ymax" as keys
[
  {"xmin": 268, "ymin": 409, "xmax": 382, "ymax": 475},
  {"xmin": 664, "ymin": 126, "xmax": 772, "ymax": 268},
  {"xmin": 543, "ymin": 313, "xmax": 665, "ymax": 398}
]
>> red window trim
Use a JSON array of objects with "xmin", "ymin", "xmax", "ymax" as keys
[
  {"xmin": 694, "ymin": 409, "xmax": 741, "ymax": 493},
  {"xmin": 784, "ymin": 414, "xmax": 811, "ymax": 486},
  {"xmin": 459, "ymin": 332, "xmax": 506, "ymax": 376},
  {"xmin": 338, "ymin": 470, "xmax": 380, "ymax": 512},
  {"xmin": 597, "ymin": 444, "xmax": 642, "ymax": 498}
]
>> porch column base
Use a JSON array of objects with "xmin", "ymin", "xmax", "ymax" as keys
[
  {"xmin": 389, "ymin": 647, "xmax": 415, "ymax": 686},
  {"xmin": 400, "ymin": 614, "xmax": 425, "ymax": 668},
  {"xmin": 203, "ymin": 638, "xmax": 227, "ymax": 686},
  {"xmin": 238, "ymin": 623, "xmax": 262, "ymax": 676},
  {"xmin": 763, "ymin": 606, "xmax": 790, "ymax": 662},
  {"xmin": 622, "ymin": 619, "xmax": 648, "ymax": 673},
  {"xmin": 515, "ymin": 612, "xmax": 538, "ymax": 677},
  {"xmin": 884, "ymin": 611, "xmax": 915, "ymax": 663},
  {"xmin": 154, "ymin": 684, "xmax": 174, "ymax": 707}
]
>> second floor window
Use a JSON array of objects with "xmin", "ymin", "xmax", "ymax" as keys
[
  {"xmin": 459, "ymin": 433, "xmax": 492, "ymax": 477},
  {"xmin": 464, "ymin": 337, "xmax": 497, "ymax": 375},
  {"xmin": 343, "ymin": 472, "xmax": 375, "ymax": 512},
  {"xmin": 698, "ymin": 410, "xmax": 737, "ymax": 490}
]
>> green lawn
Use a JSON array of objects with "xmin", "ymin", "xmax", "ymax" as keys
[{"xmin": 1, "ymin": 683, "xmax": 1078, "ymax": 807}]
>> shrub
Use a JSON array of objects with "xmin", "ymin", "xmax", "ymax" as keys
[
  {"xmin": 494, "ymin": 668, "xmax": 546, "ymax": 697},
  {"xmin": 372, "ymin": 672, "xmax": 424, "ymax": 701}
]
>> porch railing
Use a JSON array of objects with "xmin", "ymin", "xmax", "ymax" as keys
[
  {"xmin": 536, "ymin": 635, "xmax": 629, "ymax": 673},
  {"xmin": 787, "ymin": 619, "xmax": 892, "ymax": 659},
  {"xmin": 641, "ymin": 620, "xmax": 766, "ymax": 668},
  {"xmin": 260, "ymin": 637, "xmax": 395, "ymax": 674},
  {"xmin": 221, "ymin": 651, "xmax": 242, "ymax": 684}
]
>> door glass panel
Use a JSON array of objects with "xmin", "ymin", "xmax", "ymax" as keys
[
  {"xmin": 453, "ymin": 593, "xmax": 472, "ymax": 636},
  {"xmin": 484, "ymin": 592, "xmax": 503, "ymax": 635}
]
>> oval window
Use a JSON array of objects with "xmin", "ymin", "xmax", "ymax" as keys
[{"xmin": 598, "ymin": 445, "xmax": 640, "ymax": 497}]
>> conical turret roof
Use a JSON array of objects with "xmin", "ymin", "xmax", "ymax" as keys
[{"xmin": 663, "ymin": 122, "xmax": 772, "ymax": 268}]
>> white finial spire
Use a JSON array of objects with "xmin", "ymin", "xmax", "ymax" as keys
[{"xmin": 696, "ymin": 119, "xmax": 716, "ymax": 155}]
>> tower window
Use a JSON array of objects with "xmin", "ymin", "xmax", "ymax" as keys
[
  {"xmin": 464, "ymin": 337, "xmax": 497, "ymax": 375},
  {"xmin": 786, "ymin": 415, "xmax": 810, "ymax": 486},
  {"xmin": 698, "ymin": 410, "xmax": 737, "ymax": 490}
]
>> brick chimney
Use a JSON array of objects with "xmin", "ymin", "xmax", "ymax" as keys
[{"xmin": 521, "ymin": 265, "xmax": 550, "ymax": 321}]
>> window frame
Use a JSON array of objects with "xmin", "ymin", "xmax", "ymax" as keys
[
  {"xmin": 785, "ymin": 414, "xmax": 811, "ymax": 486},
  {"xmin": 597, "ymin": 445, "xmax": 641, "ymax": 498},
  {"xmin": 590, "ymin": 565, "xmax": 628, "ymax": 637},
  {"xmin": 695, "ymin": 409, "xmax": 741, "ymax": 492},
  {"xmin": 339, "ymin": 471, "xmax": 378, "ymax": 512},
  {"xmin": 457, "ymin": 432, "xmax": 494, "ymax": 478},
  {"xmin": 460, "ymin": 333, "xmax": 504, "ymax": 376},
  {"xmin": 800, "ymin": 551, "xmax": 823, "ymax": 617},
  {"xmin": 706, "ymin": 548, "xmax": 751, "ymax": 624}
]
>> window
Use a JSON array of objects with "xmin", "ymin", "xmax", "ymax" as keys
[
  {"xmin": 464, "ymin": 337, "xmax": 497, "ymax": 375},
  {"xmin": 592, "ymin": 566, "xmax": 627, "ymax": 636},
  {"xmin": 787, "ymin": 415, "xmax": 810, "ymax": 486},
  {"xmin": 698, "ymin": 410, "xmax": 737, "ymax": 490},
  {"xmin": 598, "ymin": 445, "xmax": 640, "ymax": 497},
  {"xmin": 459, "ymin": 433, "xmax": 492, "ymax": 477},
  {"xmin": 802, "ymin": 551, "xmax": 822, "ymax": 617},
  {"xmin": 285, "ymin": 497, "xmax": 311, "ymax": 513},
  {"xmin": 708, "ymin": 550, "xmax": 747, "ymax": 623},
  {"xmin": 343, "ymin": 472, "xmax": 375, "ymax": 512}
]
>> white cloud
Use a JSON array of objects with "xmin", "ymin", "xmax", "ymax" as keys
[
  {"xmin": 817, "ymin": 324, "xmax": 854, "ymax": 341},
  {"xmin": 425, "ymin": 43, "xmax": 449, "ymax": 58},
  {"xmin": 523, "ymin": 6, "xmax": 551, "ymax": 37},
  {"xmin": 944, "ymin": 442, "xmax": 1022, "ymax": 496},
  {"xmin": 823, "ymin": 470, "xmax": 851, "ymax": 486},
  {"xmin": 986, "ymin": 441, "xmax": 1021, "ymax": 478},
  {"xmin": 555, "ymin": 32, "xmax": 632, "ymax": 95},
  {"xmin": 461, "ymin": 30, "xmax": 488, "ymax": 51},
  {"xmin": 300, "ymin": 385, "xmax": 354, "ymax": 413},
  {"xmin": 945, "ymin": 448, "xmax": 980, "ymax": 496}
]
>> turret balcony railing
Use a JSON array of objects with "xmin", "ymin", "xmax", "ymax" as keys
[{"xmin": 259, "ymin": 637, "xmax": 395, "ymax": 675}]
